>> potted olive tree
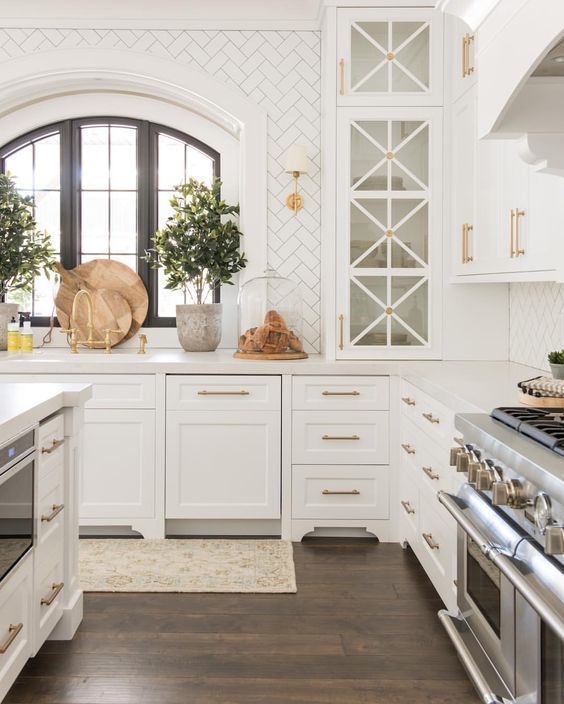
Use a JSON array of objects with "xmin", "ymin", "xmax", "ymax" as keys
[
  {"xmin": 0, "ymin": 173, "xmax": 55, "ymax": 350},
  {"xmin": 145, "ymin": 177, "xmax": 246, "ymax": 352}
]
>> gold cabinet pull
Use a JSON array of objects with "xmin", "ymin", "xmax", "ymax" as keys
[
  {"xmin": 40, "ymin": 582, "xmax": 64, "ymax": 607},
  {"xmin": 466, "ymin": 34, "xmax": 475, "ymax": 75},
  {"xmin": 322, "ymin": 489, "xmax": 360, "ymax": 496},
  {"xmin": 197, "ymin": 390, "xmax": 250, "ymax": 396},
  {"xmin": 461, "ymin": 34, "xmax": 468, "ymax": 77},
  {"xmin": 515, "ymin": 208, "xmax": 525, "ymax": 256},
  {"xmin": 41, "ymin": 438, "xmax": 64, "ymax": 454},
  {"xmin": 510, "ymin": 209, "xmax": 516, "ymax": 257},
  {"xmin": 422, "ymin": 532, "xmax": 440, "ymax": 550},
  {"xmin": 339, "ymin": 58, "xmax": 345, "ymax": 95},
  {"xmin": 453, "ymin": 436, "xmax": 464, "ymax": 446},
  {"xmin": 462, "ymin": 223, "xmax": 473, "ymax": 264},
  {"xmin": 401, "ymin": 443, "xmax": 416, "ymax": 455},
  {"xmin": 41, "ymin": 504, "xmax": 64, "ymax": 523},
  {"xmin": 401, "ymin": 500, "xmax": 415, "ymax": 515},
  {"xmin": 322, "ymin": 390, "xmax": 360, "ymax": 396},
  {"xmin": 322, "ymin": 434, "xmax": 360, "ymax": 441},
  {"xmin": 401, "ymin": 396, "xmax": 416, "ymax": 406},
  {"xmin": 422, "ymin": 412, "xmax": 440, "ymax": 425},
  {"xmin": 0, "ymin": 623, "xmax": 23, "ymax": 654},
  {"xmin": 338, "ymin": 314, "xmax": 344, "ymax": 351},
  {"xmin": 422, "ymin": 466, "xmax": 440, "ymax": 481}
]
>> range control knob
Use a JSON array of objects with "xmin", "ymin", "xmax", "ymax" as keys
[
  {"xmin": 449, "ymin": 447, "xmax": 463, "ymax": 466},
  {"xmin": 545, "ymin": 525, "xmax": 564, "ymax": 555},
  {"xmin": 476, "ymin": 467, "xmax": 496, "ymax": 491},
  {"xmin": 491, "ymin": 479, "xmax": 529, "ymax": 508},
  {"xmin": 456, "ymin": 451, "xmax": 470, "ymax": 473},
  {"xmin": 467, "ymin": 461, "xmax": 482, "ymax": 484}
]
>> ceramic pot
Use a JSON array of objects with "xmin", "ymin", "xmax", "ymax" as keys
[
  {"xmin": 549, "ymin": 363, "xmax": 564, "ymax": 380},
  {"xmin": 0, "ymin": 302, "xmax": 19, "ymax": 351},
  {"xmin": 176, "ymin": 303, "xmax": 222, "ymax": 352}
]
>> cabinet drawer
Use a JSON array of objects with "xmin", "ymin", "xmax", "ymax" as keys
[
  {"xmin": 1, "ymin": 374, "xmax": 155, "ymax": 409},
  {"xmin": 167, "ymin": 375, "xmax": 281, "ymax": 411},
  {"xmin": 292, "ymin": 465, "xmax": 389, "ymax": 520},
  {"xmin": 399, "ymin": 470, "xmax": 418, "ymax": 538},
  {"xmin": 400, "ymin": 379, "xmax": 456, "ymax": 445},
  {"xmin": 37, "ymin": 414, "xmax": 64, "ymax": 476},
  {"xmin": 292, "ymin": 376, "xmax": 389, "ymax": 411},
  {"xmin": 418, "ymin": 481, "xmax": 456, "ymax": 583},
  {"xmin": 37, "ymin": 463, "xmax": 64, "ymax": 548},
  {"xmin": 400, "ymin": 417, "xmax": 456, "ymax": 495},
  {"xmin": 292, "ymin": 411, "xmax": 389, "ymax": 465},
  {"xmin": 0, "ymin": 559, "xmax": 32, "ymax": 696},
  {"xmin": 34, "ymin": 550, "xmax": 64, "ymax": 652}
]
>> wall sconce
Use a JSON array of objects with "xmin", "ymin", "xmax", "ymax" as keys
[{"xmin": 284, "ymin": 144, "xmax": 309, "ymax": 214}]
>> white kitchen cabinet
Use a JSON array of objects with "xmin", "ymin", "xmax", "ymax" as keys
[
  {"xmin": 79, "ymin": 409, "xmax": 156, "ymax": 520},
  {"xmin": 166, "ymin": 410, "xmax": 281, "ymax": 520},
  {"xmin": 447, "ymin": 14, "xmax": 476, "ymax": 104},
  {"xmin": 336, "ymin": 7, "xmax": 443, "ymax": 107},
  {"xmin": 336, "ymin": 106, "xmax": 442, "ymax": 358}
]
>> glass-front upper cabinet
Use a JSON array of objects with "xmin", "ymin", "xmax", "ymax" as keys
[
  {"xmin": 337, "ymin": 8, "xmax": 443, "ymax": 106},
  {"xmin": 336, "ymin": 107, "xmax": 442, "ymax": 359}
]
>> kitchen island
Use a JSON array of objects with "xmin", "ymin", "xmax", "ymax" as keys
[{"xmin": 0, "ymin": 382, "xmax": 91, "ymax": 701}]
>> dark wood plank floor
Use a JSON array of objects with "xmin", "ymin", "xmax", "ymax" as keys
[{"xmin": 6, "ymin": 540, "xmax": 478, "ymax": 703}]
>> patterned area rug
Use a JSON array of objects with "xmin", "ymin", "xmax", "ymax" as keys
[{"xmin": 79, "ymin": 538, "xmax": 297, "ymax": 593}]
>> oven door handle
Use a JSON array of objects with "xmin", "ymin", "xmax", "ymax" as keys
[{"xmin": 438, "ymin": 490, "xmax": 564, "ymax": 642}]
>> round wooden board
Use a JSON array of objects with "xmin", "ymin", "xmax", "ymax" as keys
[
  {"xmin": 233, "ymin": 351, "xmax": 309, "ymax": 360},
  {"xmin": 66, "ymin": 289, "xmax": 132, "ymax": 349},
  {"xmin": 519, "ymin": 393, "xmax": 564, "ymax": 408},
  {"xmin": 55, "ymin": 259, "xmax": 148, "ymax": 342}
]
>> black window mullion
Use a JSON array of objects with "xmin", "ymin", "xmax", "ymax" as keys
[
  {"xmin": 137, "ymin": 121, "xmax": 153, "ymax": 326},
  {"xmin": 60, "ymin": 120, "xmax": 74, "ymax": 269}
]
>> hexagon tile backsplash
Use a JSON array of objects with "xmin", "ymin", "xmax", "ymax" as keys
[{"xmin": 510, "ymin": 282, "xmax": 564, "ymax": 371}]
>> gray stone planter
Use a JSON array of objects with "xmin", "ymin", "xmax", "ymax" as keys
[
  {"xmin": 549, "ymin": 362, "xmax": 564, "ymax": 380},
  {"xmin": 0, "ymin": 302, "xmax": 19, "ymax": 351},
  {"xmin": 176, "ymin": 304, "xmax": 222, "ymax": 352}
]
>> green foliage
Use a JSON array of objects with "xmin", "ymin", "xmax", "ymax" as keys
[
  {"xmin": 548, "ymin": 349, "xmax": 564, "ymax": 365},
  {"xmin": 144, "ymin": 177, "xmax": 247, "ymax": 305},
  {"xmin": 0, "ymin": 173, "xmax": 56, "ymax": 303}
]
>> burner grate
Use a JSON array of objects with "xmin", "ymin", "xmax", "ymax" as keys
[{"xmin": 491, "ymin": 407, "xmax": 564, "ymax": 454}]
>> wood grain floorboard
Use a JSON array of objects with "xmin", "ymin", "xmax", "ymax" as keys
[{"xmin": 6, "ymin": 540, "xmax": 478, "ymax": 704}]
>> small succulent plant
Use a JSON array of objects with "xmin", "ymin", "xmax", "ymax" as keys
[{"xmin": 548, "ymin": 350, "xmax": 564, "ymax": 365}]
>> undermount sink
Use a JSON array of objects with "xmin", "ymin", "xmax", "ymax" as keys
[{"xmin": 9, "ymin": 349, "xmax": 151, "ymax": 361}]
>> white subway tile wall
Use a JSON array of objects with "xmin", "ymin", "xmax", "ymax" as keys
[
  {"xmin": 510, "ymin": 282, "xmax": 564, "ymax": 371},
  {"xmin": 0, "ymin": 29, "xmax": 322, "ymax": 352}
]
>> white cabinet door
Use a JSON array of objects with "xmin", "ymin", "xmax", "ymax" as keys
[
  {"xmin": 166, "ymin": 411, "xmax": 281, "ymax": 519},
  {"xmin": 79, "ymin": 409, "xmax": 155, "ymax": 519},
  {"xmin": 337, "ymin": 7, "xmax": 443, "ymax": 106},
  {"xmin": 336, "ymin": 106, "xmax": 442, "ymax": 358},
  {"xmin": 447, "ymin": 14, "xmax": 476, "ymax": 104}
]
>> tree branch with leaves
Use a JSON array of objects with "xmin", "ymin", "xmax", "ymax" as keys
[{"xmin": 144, "ymin": 177, "xmax": 247, "ymax": 305}]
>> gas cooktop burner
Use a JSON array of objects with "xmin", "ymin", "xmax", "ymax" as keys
[{"xmin": 491, "ymin": 407, "xmax": 564, "ymax": 456}]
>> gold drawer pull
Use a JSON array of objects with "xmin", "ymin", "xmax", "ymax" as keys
[
  {"xmin": 422, "ymin": 532, "xmax": 440, "ymax": 550},
  {"xmin": 322, "ymin": 489, "xmax": 360, "ymax": 496},
  {"xmin": 422, "ymin": 466, "xmax": 440, "ymax": 481},
  {"xmin": 422, "ymin": 412, "xmax": 440, "ymax": 425},
  {"xmin": 0, "ymin": 623, "xmax": 23, "ymax": 654},
  {"xmin": 339, "ymin": 58, "xmax": 345, "ymax": 95},
  {"xmin": 401, "ymin": 443, "xmax": 415, "ymax": 455},
  {"xmin": 401, "ymin": 397, "xmax": 416, "ymax": 406},
  {"xmin": 322, "ymin": 434, "xmax": 360, "ymax": 441},
  {"xmin": 322, "ymin": 391, "xmax": 360, "ymax": 396},
  {"xmin": 515, "ymin": 208, "xmax": 525, "ymax": 256},
  {"xmin": 401, "ymin": 500, "xmax": 415, "ymax": 515},
  {"xmin": 41, "ymin": 438, "xmax": 64, "ymax": 454},
  {"xmin": 197, "ymin": 390, "xmax": 250, "ymax": 396},
  {"xmin": 41, "ymin": 504, "xmax": 64, "ymax": 522},
  {"xmin": 453, "ymin": 436, "xmax": 464, "ymax": 446},
  {"xmin": 40, "ymin": 582, "xmax": 64, "ymax": 607}
]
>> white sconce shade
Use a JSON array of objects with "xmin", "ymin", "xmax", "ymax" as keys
[{"xmin": 284, "ymin": 144, "xmax": 309, "ymax": 174}]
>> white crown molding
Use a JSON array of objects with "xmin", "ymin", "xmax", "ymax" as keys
[
  {"xmin": 0, "ymin": 0, "xmax": 322, "ymax": 30},
  {"xmin": 435, "ymin": 0, "xmax": 501, "ymax": 29}
]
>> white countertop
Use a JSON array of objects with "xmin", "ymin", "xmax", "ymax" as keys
[
  {"xmin": 0, "ymin": 349, "xmax": 544, "ymax": 415},
  {"xmin": 0, "ymin": 383, "xmax": 92, "ymax": 446}
]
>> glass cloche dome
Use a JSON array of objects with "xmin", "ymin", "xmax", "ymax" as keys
[{"xmin": 234, "ymin": 268, "xmax": 308, "ymax": 359}]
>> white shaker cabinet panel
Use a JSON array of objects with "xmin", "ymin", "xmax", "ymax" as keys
[
  {"xmin": 336, "ymin": 7, "xmax": 443, "ymax": 107},
  {"xmin": 166, "ymin": 411, "xmax": 281, "ymax": 520},
  {"xmin": 79, "ymin": 409, "xmax": 156, "ymax": 519},
  {"xmin": 167, "ymin": 375, "xmax": 280, "ymax": 411},
  {"xmin": 292, "ymin": 376, "xmax": 389, "ymax": 411}
]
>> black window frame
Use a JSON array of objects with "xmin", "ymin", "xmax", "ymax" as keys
[{"xmin": 0, "ymin": 117, "xmax": 221, "ymax": 327}]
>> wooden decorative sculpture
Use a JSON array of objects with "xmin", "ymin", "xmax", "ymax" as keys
[{"xmin": 234, "ymin": 309, "xmax": 308, "ymax": 360}]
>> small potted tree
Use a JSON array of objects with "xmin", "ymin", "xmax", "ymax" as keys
[
  {"xmin": 145, "ymin": 177, "xmax": 246, "ymax": 352},
  {"xmin": 0, "ymin": 173, "xmax": 55, "ymax": 350}
]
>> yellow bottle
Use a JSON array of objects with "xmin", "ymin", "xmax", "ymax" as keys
[
  {"xmin": 20, "ymin": 321, "xmax": 34, "ymax": 352},
  {"xmin": 7, "ymin": 318, "xmax": 20, "ymax": 352}
]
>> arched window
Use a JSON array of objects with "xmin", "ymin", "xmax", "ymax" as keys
[{"xmin": 0, "ymin": 118, "xmax": 221, "ymax": 326}]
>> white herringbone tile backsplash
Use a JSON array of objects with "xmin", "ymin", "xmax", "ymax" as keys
[
  {"xmin": 0, "ymin": 28, "xmax": 322, "ymax": 351},
  {"xmin": 510, "ymin": 282, "xmax": 564, "ymax": 371}
]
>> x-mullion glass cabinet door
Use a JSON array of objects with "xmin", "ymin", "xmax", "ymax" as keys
[
  {"xmin": 337, "ymin": 8, "xmax": 443, "ymax": 106},
  {"xmin": 336, "ymin": 107, "xmax": 442, "ymax": 359}
]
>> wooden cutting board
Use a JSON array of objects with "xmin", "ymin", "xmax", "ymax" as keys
[
  {"xmin": 519, "ymin": 393, "xmax": 564, "ymax": 408},
  {"xmin": 55, "ymin": 259, "xmax": 149, "ymax": 343}
]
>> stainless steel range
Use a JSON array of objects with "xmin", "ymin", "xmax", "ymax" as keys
[{"xmin": 437, "ymin": 407, "xmax": 564, "ymax": 704}]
